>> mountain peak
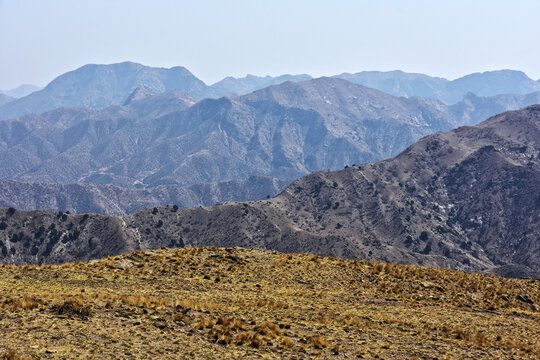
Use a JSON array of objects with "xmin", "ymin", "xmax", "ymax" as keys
[
  {"xmin": 240, "ymin": 76, "xmax": 392, "ymax": 111},
  {"xmin": 0, "ymin": 84, "xmax": 42, "ymax": 98},
  {"xmin": 0, "ymin": 62, "xmax": 212, "ymax": 119},
  {"xmin": 209, "ymin": 73, "xmax": 313, "ymax": 96}
]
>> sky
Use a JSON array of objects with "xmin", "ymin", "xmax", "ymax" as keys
[{"xmin": 1, "ymin": 0, "xmax": 539, "ymax": 89}]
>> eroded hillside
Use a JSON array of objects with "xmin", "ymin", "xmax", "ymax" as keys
[{"xmin": 1, "ymin": 106, "xmax": 538, "ymax": 277}]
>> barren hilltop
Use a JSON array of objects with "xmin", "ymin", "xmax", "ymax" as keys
[{"xmin": 0, "ymin": 247, "xmax": 538, "ymax": 359}]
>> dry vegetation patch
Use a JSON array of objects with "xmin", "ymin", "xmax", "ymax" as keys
[{"xmin": 0, "ymin": 247, "xmax": 538, "ymax": 359}]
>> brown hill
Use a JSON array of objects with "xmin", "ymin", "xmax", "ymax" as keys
[
  {"xmin": 0, "ymin": 106, "xmax": 538, "ymax": 277},
  {"xmin": 0, "ymin": 247, "xmax": 538, "ymax": 359}
]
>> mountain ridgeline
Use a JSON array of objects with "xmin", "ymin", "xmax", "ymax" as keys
[
  {"xmin": 0, "ymin": 84, "xmax": 42, "ymax": 99},
  {"xmin": 335, "ymin": 69, "xmax": 540, "ymax": 104},
  {"xmin": 0, "ymin": 62, "xmax": 312, "ymax": 120},
  {"xmin": 0, "ymin": 63, "xmax": 207, "ymax": 120},
  {"xmin": 1, "ymin": 77, "xmax": 539, "ymax": 192},
  {"xmin": 0, "ymin": 106, "xmax": 538, "ymax": 278},
  {"xmin": 0, "ymin": 78, "xmax": 456, "ymax": 186},
  {"xmin": 1, "ymin": 62, "xmax": 539, "ymax": 121}
]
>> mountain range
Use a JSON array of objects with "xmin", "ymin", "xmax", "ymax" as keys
[
  {"xmin": 0, "ymin": 63, "xmax": 206, "ymax": 120},
  {"xmin": 0, "ymin": 62, "xmax": 311, "ymax": 120},
  {"xmin": 0, "ymin": 106, "xmax": 538, "ymax": 278},
  {"xmin": 0, "ymin": 62, "xmax": 538, "ymax": 278},
  {"xmin": 1, "ymin": 77, "xmax": 539, "ymax": 191},
  {"xmin": 0, "ymin": 78, "xmax": 453, "ymax": 187},
  {"xmin": 210, "ymin": 73, "xmax": 312, "ymax": 96},
  {"xmin": 1, "ymin": 62, "xmax": 539, "ymax": 120},
  {"xmin": 335, "ymin": 69, "xmax": 540, "ymax": 104}
]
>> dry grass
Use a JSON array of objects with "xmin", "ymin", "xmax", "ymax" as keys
[
  {"xmin": 49, "ymin": 298, "xmax": 93, "ymax": 319},
  {"xmin": 0, "ymin": 246, "xmax": 538, "ymax": 359},
  {"xmin": 307, "ymin": 335, "xmax": 331, "ymax": 349}
]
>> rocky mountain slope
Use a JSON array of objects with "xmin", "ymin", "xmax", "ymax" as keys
[
  {"xmin": 1, "ymin": 247, "xmax": 537, "ymax": 359},
  {"xmin": 0, "ymin": 77, "xmax": 460, "ymax": 187},
  {"xmin": 0, "ymin": 176, "xmax": 290, "ymax": 216},
  {"xmin": 0, "ymin": 106, "xmax": 538, "ymax": 278},
  {"xmin": 0, "ymin": 88, "xmax": 195, "ymax": 186},
  {"xmin": 449, "ymin": 91, "xmax": 540, "ymax": 125},
  {"xmin": 2, "ymin": 78, "xmax": 539, "ymax": 190},
  {"xmin": 336, "ymin": 69, "xmax": 540, "ymax": 104}
]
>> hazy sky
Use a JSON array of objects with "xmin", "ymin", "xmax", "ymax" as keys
[{"xmin": 1, "ymin": 0, "xmax": 539, "ymax": 89}]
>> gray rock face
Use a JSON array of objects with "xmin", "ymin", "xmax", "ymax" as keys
[
  {"xmin": 122, "ymin": 86, "xmax": 157, "ymax": 105},
  {"xmin": 336, "ymin": 70, "xmax": 540, "ymax": 104},
  {"xmin": 1, "ymin": 106, "xmax": 538, "ymax": 279}
]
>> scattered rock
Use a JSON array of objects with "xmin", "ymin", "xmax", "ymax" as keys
[
  {"xmin": 153, "ymin": 320, "xmax": 167, "ymax": 330},
  {"xmin": 115, "ymin": 259, "xmax": 133, "ymax": 270},
  {"xmin": 517, "ymin": 294, "xmax": 533, "ymax": 304}
]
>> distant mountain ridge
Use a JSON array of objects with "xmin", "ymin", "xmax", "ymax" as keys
[
  {"xmin": 210, "ymin": 74, "xmax": 312, "ymax": 96},
  {"xmin": 0, "ymin": 77, "xmax": 460, "ymax": 187},
  {"xmin": 2, "ymin": 62, "xmax": 539, "ymax": 120},
  {"xmin": 449, "ymin": 91, "xmax": 540, "ymax": 126},
  {"xmin": 0, "ymin": 62, "xmax": 207, "ymax": 120},
  {"xmin": 0, "ymin": 84, "xmax": 42, "ymax": 98},
  {"xmin": 122, "ymin": 85, "xmax": 157, "ymax": 105},
  {"xmin": 335, "ymin": 69, "xmax": 540, "ymax": 104},
  {"xmin": 1, "ymin": 77, "xmax": 539, "ymax": 192},
  {"xmin": 0, "ymin": 106, "xmax": 537, "ymax": 279},
  {"xmin": 0, "ymin": 63, "xmax": 312, "ymax": 120}
]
